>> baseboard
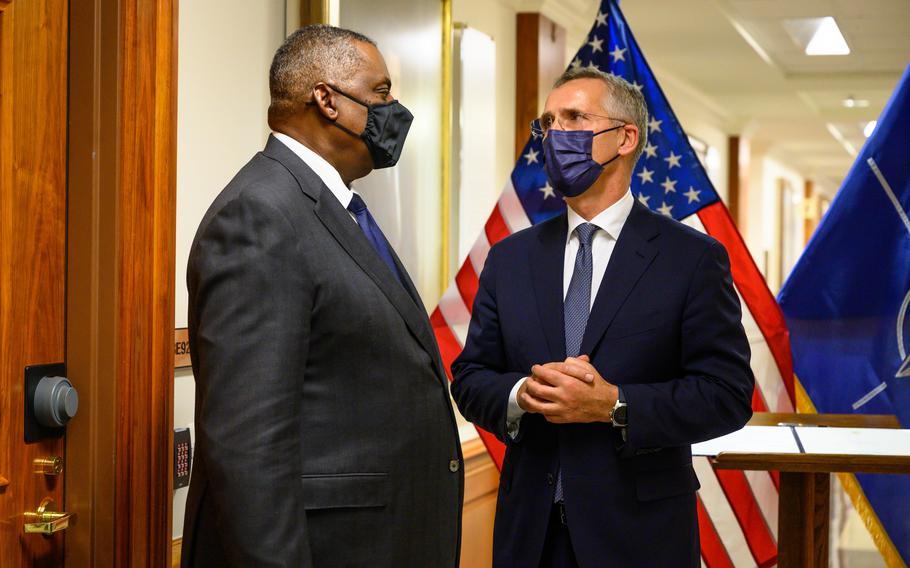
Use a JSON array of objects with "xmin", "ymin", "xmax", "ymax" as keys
[{"xmin": 172, "ymin": 537, "xmax": 181, "ymax": 568}]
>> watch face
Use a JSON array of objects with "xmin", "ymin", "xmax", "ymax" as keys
[{"xmin": 613, "ymin": 405, "xmax": 628, "ymax": 426}]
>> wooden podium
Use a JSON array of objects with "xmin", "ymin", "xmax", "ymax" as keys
[{"xmin": 699, "ymin": 413, "xmax": 910, "ymax": 568}]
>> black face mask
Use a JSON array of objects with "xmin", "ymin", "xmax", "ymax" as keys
[{"xmin": 325, "ymin": 85, "xmax": 414, "ymax": 169}]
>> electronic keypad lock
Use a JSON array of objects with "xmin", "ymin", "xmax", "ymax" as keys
[{"xmin": 24, "ymin": 363, "xmax": 78, "ymax": 443}]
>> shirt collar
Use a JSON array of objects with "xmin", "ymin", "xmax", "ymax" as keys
[
  {"xmin": 566, "ymin": 189, "xmax": 634, "ymax": 242},
  {"xmin": 272, "ymin": 132, "xmax": 353, "ymax": 210}
]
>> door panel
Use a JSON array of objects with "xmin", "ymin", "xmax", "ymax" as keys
[{"xmin": 0, "ymin": 0, "xmax": 68, "ymax": 565}]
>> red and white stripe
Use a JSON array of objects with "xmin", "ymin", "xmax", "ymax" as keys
[{"xmin": 431, "ymin": 184, "xmax": 794, "ymax": 568}]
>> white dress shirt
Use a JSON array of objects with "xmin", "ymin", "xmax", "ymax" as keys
[
  {"xmin": 273, "ymin": 132, "xmax": 357, "ymax": 221},
  {"xmin": 506, "ymin": 190, "xmax": 635, "ymax": 434}
]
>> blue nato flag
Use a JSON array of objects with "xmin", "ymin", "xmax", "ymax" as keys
[{"xmin": 778, "ymin": 63, "xmax": 910, "ymax": 564}]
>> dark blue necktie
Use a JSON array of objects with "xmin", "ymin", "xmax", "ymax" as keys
[
  {"xmin": 347, "ymin": 193, "xmax": 403, "ymax": 285},
  {"xmin": 555, "ymin": 222, "xmax": 600, "ymax": 503}
]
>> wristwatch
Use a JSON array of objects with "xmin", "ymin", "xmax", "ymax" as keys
[{"xmin": 610, "ymin": 398, "xmax": 628, "ymax": 428}]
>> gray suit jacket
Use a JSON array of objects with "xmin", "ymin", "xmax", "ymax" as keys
[{"xmin": 181, "ymin": 135, "xmax": 463, "ymax": 568}]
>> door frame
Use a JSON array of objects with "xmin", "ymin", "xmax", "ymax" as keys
[{"xmin": 67, "ymin": 1, "xmax": 177, "ymax": 565}]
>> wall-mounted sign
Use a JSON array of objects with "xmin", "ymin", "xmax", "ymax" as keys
[{"xmin": 175, "ymin": 328, "xmax": 191, "ymax": 369}]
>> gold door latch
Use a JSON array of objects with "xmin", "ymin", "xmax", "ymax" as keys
[{"xmin": 24, "ymin": 498, "xmax": 74, "ymax": 535}]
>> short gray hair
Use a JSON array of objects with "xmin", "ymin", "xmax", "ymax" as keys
[
  {"xmin": 553, "ymin": 68, "xmax": 648, "ymax": 163},
  {"xmin": 269, "ymin": 25, "xmax": 376, "ymax": 122}
]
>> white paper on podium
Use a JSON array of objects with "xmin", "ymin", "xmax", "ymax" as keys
[
  {"xmin": 795, "ymin": 427, "xmax": 910, "ymax": 456},
  {"xmin": 691, "ymin": 425, "xmax": 802, "ymax": 457}
]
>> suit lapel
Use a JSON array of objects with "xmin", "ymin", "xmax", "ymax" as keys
[
  {"xmin": 263, "ymin": 135, "xmax": 443, "ymax": 374},
  {"xmin": 386, "ymin": 240, "xmax": 424, "ymax": 311},
  {"xmin": 314, "ymin": 198, "xmax": 443, "ymax": 368},
  {"xmin": 580, "ymin": 201, "xmax": 660, "ymax": 355},
  {"xmin": 385, "ymin": 244, "xmax": 451, "ymax": 382},
  {"xmin": 531, "ymin": 214, "xmax": 569, "ymax": 362}
]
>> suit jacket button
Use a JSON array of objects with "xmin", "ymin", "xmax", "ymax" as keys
[
  {"xmin": 449, "ymin": 460, "xmax": 460, "ymax": 473},
  {"xmin": 547, "ymin": 473, "xmax": 555, "ymax": 486}
]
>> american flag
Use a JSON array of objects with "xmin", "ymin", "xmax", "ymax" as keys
[{"xmin": 431, "ymin": 1, "xmax": 795, "ymax": 566}]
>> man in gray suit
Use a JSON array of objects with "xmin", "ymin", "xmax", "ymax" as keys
[{"xmin": 181, "ymin": 25, "xmax": 463, "ymax": 567}]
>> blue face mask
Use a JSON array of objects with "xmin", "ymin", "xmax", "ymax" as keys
[{"xmin": 542, "ymin": 125, "xmax": 623, "ymax": 197}]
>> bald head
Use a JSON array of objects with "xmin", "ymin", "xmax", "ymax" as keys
[{"xmin": 268, "ymin": 25, "xmax": 376, "ymax": 124}]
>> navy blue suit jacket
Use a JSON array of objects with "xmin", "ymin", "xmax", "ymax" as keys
[{"xmin": 451, "ymin": 201, "xmax": 754, "ymax": 568}]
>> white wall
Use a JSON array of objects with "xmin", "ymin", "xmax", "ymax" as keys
[{"xmin": 173, "ymin": 0, "xmax": 287, "ymax": 539}]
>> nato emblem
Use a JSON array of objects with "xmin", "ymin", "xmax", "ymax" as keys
[{"xmin": 898, "ymin": 289, "xmax": 910, "ymax": 378}]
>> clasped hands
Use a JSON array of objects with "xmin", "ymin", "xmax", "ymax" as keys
[{"xmin": 517, "ymin": 355, "xmax": 619, "ymax": 424}]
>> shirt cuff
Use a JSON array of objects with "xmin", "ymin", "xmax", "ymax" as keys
[{"xmin": 506, "ymin": 377, "xmax": 528, "ymax": 439}]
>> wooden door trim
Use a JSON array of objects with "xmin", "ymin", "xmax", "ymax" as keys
[
  {"xmin": 67, "ymin": 0, "xmax": 177, "ymax": 565},
  {"xmin": 67, "ymin": 2, "xmax": 122, "ymax": 564},
  {"xmin": 514, "ymin": 13, "xmax": 565, "ymax": 161}
]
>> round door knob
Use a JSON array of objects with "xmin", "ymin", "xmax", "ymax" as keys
[{"xmin": 34, "ymin": 376, "xmax": 79, "ymax": 428}]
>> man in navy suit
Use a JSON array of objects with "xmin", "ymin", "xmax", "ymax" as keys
[{"xmin": 451, "ymin": 68, "xmax": 754, "ymax": 568}]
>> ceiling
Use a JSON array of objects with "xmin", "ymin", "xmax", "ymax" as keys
[{"xmin": 542, "ymin": 0, "xmax": 910, "ymax": 193}]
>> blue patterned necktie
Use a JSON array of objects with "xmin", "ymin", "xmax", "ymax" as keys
[
  {"xmin": 347, "ymin": 193, "xmax": 403, "ymax": 285},
  {"xmin": 554, "ymin": 222, "xmax": 599, "ymax": 503}
]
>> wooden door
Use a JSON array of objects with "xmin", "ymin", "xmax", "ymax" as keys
[{"xmin": 0, "ymin": 0, "xmax": 69, "ymax": 566}]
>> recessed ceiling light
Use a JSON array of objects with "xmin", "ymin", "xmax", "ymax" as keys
[
  {"xmin": 864, "ymin": 120, "xmax": 877, "ymax": 138},
  {"xmin": 805, "ymin": 17, "xmax": 849, "ymax": 56},
  {"xmin": 783, "ymin": 17, "xmax": 850, "ymax": 56},
  {"xmin": 842, "ymin": 96, "xmax": 870, "ymax": 108}
]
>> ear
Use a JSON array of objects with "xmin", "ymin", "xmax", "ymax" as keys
[
  {"xmin": 311, "ymin": 82, "xmax": 339, "ymax": 121},
  {"xmin": 617, "ymin": 124, "xmax": 640, "ymax": 157}
]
